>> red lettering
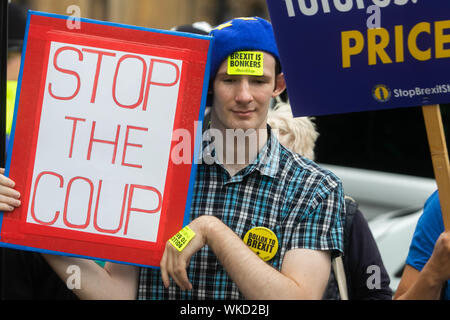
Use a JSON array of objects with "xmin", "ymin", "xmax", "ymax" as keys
[
  {"xmin": 143, "ymin": 59, "xmax": 180, "ymax": 111},
  {"xmin": 63, "ymin": 176, "xmax": 94, "ymax": 229},
  {"xmin": 82, "ymin": 48, "xmax": 116, "ymax": 104},
  {"xmin": 93, "ymin": 181, "xmax": 128, "ymax": 234},
  {"xmin": 30, "ymin": 171, "xmax": 64, "ymax": 226},
  {"xmin": 121, "ymin": 125, "xmax": 148, "ymax": 168},
  {"xmin": 65, "ymin": 116, "xmax": 86, "ymax": 158},
  {"xmin": 30, "ymin": 171, "xmax": 163, "ymax": 237},
  {"xmin": 123, "ymin": 185, "xmax": 162, "ymax": 235},
  {"xmin": 112, "ymin": 54, "xmax": 147, "ymax": 109},
  {"xmin": 48, "ymin": 46, "xmax": 83, "ymax": 100},
  {"xmin": 87, "ymin": 121, "xmax": 121, "ymax": 164}
]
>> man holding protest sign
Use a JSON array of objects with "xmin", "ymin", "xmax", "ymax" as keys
[
  {"xmin": 0, "ymin": 17, "xmax": 345, "ymax": 300},
  {"xmin": 154, "ymin": 17, "xmax": 344, "ymax": 300}
]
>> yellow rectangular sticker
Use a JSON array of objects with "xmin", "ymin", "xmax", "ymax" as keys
[
  {"xmin": 168, "ymin": 226, "xmax": 196, "ymax": 252},
  {"xmin": 227, "ymin": 51, "xmax": 264, "ymax": 76}
]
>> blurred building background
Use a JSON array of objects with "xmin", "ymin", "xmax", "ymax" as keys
[{"xmin": 10, "ymin": 0, "xmax": 269, "ymax": 29}]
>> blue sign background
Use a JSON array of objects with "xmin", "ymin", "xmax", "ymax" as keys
[{"xmin": 266, "ymin": 1, "xmax": 450, "ymax": 117}]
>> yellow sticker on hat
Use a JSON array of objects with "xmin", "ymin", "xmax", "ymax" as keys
[
  {"xmin": 169, "ymin": 226, "xmax": 196, "ymax": 252},
  {"xmin": 227, "ymin": 51, "xmax": 264, "ymax": 76},
  {"xmin": 243, "ymin": 226, "xmax": 278, "ymax": 262}
]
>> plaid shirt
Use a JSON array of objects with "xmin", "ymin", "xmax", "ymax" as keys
[{"xmin": 138, "ymin": 128, "xmax": 345, "ymax": 299}]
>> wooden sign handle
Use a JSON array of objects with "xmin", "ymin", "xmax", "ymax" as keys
[{"xmin": 422, "ymin": 104, "xmax": 450, "ymax": 230}]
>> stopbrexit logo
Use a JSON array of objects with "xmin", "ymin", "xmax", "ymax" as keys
[{"xmin": 372, "ymin": 84, "xmax": 391, "ymax": 103}]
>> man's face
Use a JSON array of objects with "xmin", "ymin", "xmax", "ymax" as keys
[{"xmin": 211, "ymin": 52, "xmax": 285, "ymax": 131}]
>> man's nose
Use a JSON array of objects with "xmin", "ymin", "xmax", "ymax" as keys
[{"xmin": 235, "ymin": 80, "xmax": 253, "ymax": 104}]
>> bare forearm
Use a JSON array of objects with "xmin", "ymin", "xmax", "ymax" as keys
[
  {"xmin": 43, "ymin": 254, "xmax": 138, "ymax": 300},
  {"xmin": 205, "ymin": 217, "xmax": 325, "ymax": 299},
  {"xmin": 395, "ymin": 266, "xmax": 444, "ymax": 300},
  {"xmin": 161, "ymin": 215, "xmax": 330, "ymax": 298}
]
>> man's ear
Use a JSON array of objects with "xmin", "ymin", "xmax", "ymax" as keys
[{"xmin": 273, "ymin": 72, "xmax": 286, "ymax": 98}]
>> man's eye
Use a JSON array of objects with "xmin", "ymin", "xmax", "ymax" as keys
[{"xmin": 252, "ymin": 79, "xmax": 267, "ymax": 84}]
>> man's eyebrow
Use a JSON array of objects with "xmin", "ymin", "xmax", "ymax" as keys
[
  {"xmin": 216, "ymin": 72, "xmax": 238, "ymax": 78},
  {"xmin": 217, "ymin": 72, "xmax": 270, "ymax": 78},
  {"xmin": 254, "ymin": 74, "xmax": 270, "ymax": 79}
]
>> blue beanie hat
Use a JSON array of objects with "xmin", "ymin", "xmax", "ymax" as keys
[{"xmin": 209, "ymin": 17, "xmax": 280, "ymax": 80}]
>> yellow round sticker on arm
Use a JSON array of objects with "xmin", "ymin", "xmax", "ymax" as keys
[{"xmin": 243, "ymin": 227, "xmax": 278, "ymax": 262}]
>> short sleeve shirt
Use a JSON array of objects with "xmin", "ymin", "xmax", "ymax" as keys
[
  {"xmin": 406, "ymin": 190, "xmax": 450, "ymax": 300},
  {"xmin": 138, "ymin": 128, "xmax": 345, "ymax": 299}
]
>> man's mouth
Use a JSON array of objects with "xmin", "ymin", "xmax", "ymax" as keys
[{"xmin": 232, "ymin": 110, "xmax": 255, "ymax": 117}]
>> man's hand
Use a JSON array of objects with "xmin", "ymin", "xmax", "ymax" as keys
[
  {"xmin": 395, "ymin": 230, "xmax": 450, "ymax": 300},
  {"xmin": 160, "ymin": 214, "xmax": 331, "ymax": 299},
  {"xmin": 0, "ymin": 168, "xmax": 21, "ymax": 212},
  {"xmin": 160, "ymin": 216, "xmax": 212, "ymax": 290},
  {"xmin": 426, "ymin": 230, "xmax": 450, "ymax": 283}
]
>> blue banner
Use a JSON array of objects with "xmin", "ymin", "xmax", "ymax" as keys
[{"xmin": 266, "ymin": 0, "xmax": 450, "ymax": 117}]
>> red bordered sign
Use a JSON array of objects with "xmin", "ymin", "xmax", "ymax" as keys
[{"xmin": 0, "ymin": 11, "xmax": 211, "ymax": 267}]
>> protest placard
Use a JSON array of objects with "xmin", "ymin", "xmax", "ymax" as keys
[
  {"xmin": 266, "ymin": 1, "xmax": 450, "ymax": 116},
  {"xmin": 266, "ymin": 0, "xmax": 450, "ymax": 229},
  {"xmin": 0, "ymin": 11, "xmax": 212, "ymax": 267}
]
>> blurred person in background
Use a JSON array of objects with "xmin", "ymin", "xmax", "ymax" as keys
[
  {"xmin": 1, "ymin": 2, "xmax": 78, "ymax": 300},
  {"xmin": 6, "ymin": 1, "xmax": 26, "ymax": 152},
  {"xmin": 267, "ymin": 94, "xmax": 317, "ymax": 161},
  {"xmin": 171, "ymin": 21, "xmax": 212, "ymax": 35},
  {"xmin": 268, "ymin": 96, "xmax": 392, "ymax": 300},
  {"xmin": 394, "ymin": 190, "xmax": 450, "ymax": 300}
]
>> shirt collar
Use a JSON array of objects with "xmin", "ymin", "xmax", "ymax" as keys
[
  {"xmin": 198, "ymin": 125, "xmax": 280, "ymax": 179},
  {"xmin": 251, "ymin": 125, "xmax": 280, "ymax": 178}
]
